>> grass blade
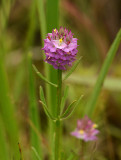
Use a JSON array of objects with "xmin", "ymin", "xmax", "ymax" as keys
[
  {"xmin": 28, "ymin": 53, "xmax": 42, "ymax": 160},
  {"xmin": 24, "ymin": 0, "xmax": 36, "ymax": 49},
  {"xmin": 36, "ymin": 0, "xmax": 47, "ymax": 40},
  {"xmin": 0, "ymin": 56, "xmax": 19, "ymax": 159},
  {"xmin": 63, "ymin": 56, "xmax": 82, "ymax": 81},
  {"xmin": 0, "ymin": 117, "xmax": 9, "ymax": 160},
  {"xmin": 13, "ymin": 59, "xmax": 25, "ymax": 102},
  {"xmin": 31, "ymin": 147, "xmax": 42, "ymax": 160},
  {"xmin": 84, "ymin": 28, "xmax": 121, "ymax": 116}
]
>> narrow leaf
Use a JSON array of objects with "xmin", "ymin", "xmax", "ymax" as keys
[
  {"xmin": 84, "ymin": 28, "xmax": 121, "ymax": 116},
  {"xmin": 60, "ymin": 86, "xmax": 69, "ymax": 113},
  {"xmin": 63, "ymin": 56, "xmax": 82, "ymax": 81},
  {"xmin": 31, "ymin": 147, "xmax": 42, "ymax": 160},
  {"xmin": 60, "ymin": 100, "xmax": 77, "ymax": 118},
  {"xmin": 60, "ymin": 95, "xmax": 83, "ymax": 120},
  {"xmin": 39, "ymin": 86, "xmax": 47, "ymax": 105},
  {"xmin": 33, "ymin": 65, "xmax": 57, "ymax": 87},
  {"xmin": 39, "ymin": 87, "xmax": 56, "ymax": 121},
  {"xmin": 39, "ymin": 101, "xmax": 56, "ymax": 121}
]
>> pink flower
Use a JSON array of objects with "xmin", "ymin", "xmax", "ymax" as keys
[
  {"xmin": 71, "ymin": 116, "xmax": 99, "ymax": 142},
  {"xmin": 42, "ymin": 27, "xmax": 78, "ymax": 70}
]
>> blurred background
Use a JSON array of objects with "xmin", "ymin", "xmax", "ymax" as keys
[{"xmin": 0, "ymin": 0, "xmax": 121, "ymax": 159}]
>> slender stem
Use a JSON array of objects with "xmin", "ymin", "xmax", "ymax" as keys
[
  {"xmin": 80, "ymin": 140, "xmax": 85, "ymax": 160},
  {"xmin": 54, "ymin": 120, "xmax": 61, "ymax": 160},
  {"xmin": 57, "ymin": 70, "xmax": 62, "ymax": 115},
  {"xmin": 54, "ymin": 69, "xmax": 62, "ymax": 160}
]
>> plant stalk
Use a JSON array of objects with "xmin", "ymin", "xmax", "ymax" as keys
[
  {"xmin": 54, "ymin": 69, "xmax": 62, "ymax": 160},
  {"xmin": 57, "ymin": 70, "xmax": 62, "ymax": 115}
]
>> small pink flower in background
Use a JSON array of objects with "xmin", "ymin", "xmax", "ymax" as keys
[
  {"xmin": 71, "ymin": 116, "xmax": 99, "ymax": 142},
  {"xmin": 42, "ymin": 27, "xmax": 78, "ymax": 70}
]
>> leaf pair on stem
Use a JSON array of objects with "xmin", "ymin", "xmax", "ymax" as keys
[
  {"xmin": 39, "ymin": 86, "xmax": 83, "ymax": 121},
  {"xmin": 33, "ymin": 56, "xmax": 83, "ymax": 121},
  {"xmin": 33, "ymin": 56, "xmax": 82, "ymax": 88}
]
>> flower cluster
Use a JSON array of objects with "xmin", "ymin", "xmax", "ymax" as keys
[
  {"xmin": 42, "ymin": 27, "xmax": 78, "ymax": 70},
  {"xmin": 71, "ymin": 116, "xmax": 99, "ymax": 142}
]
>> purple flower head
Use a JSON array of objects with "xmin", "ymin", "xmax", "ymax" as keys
[
  {"xmin": 42, "ymin": 27, "xmax": 78, "ymax": 70},
  {"xmin": 71, "ymin": 116, "xmax": 99, "ymax": 142}
]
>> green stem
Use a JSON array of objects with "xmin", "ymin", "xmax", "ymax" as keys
[
  {"xmin": 46, "ymin": 0, "xmax": 59, "ymax": 159},
  {"xmin": 54, "ymin": 70, "xmax": 62, "ymax": 160},
  {"xmin": 54, "ymin": 120, "xmax": 61, "ymax": 160},
  {"xmin": 57, "ymin": 70, "xmax": 62, "ymax": 115},
  {"xmin": 80, "ymin": 140, "xmax": 85, "ymax": 160}
]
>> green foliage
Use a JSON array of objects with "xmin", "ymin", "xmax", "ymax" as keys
[
  {"xmin": 0, "ymin": 117, "xmax": 9, "ymax": 160},
  {"xmin": 33, "ymin": 65, "xmax": 57, "ymax": 87},
  {"xmin": 0, "ymin": 57, "xmax": 19, "ymax": 159},
  {"xmin": 60, "ymin": 86, "xmax": 69, "ymax": 113},
  {"xmin": 31, "ymin": 147, "xmax": 42, "ymax": 160},
  {"xmin": 84, "ymin": 28, "xmax": 121, "ymax": 116},
  {"xmin": 60, "ymin": 95, "xmax": 83, "ymax": 120},
  {"xmin": 28, "ymin": 53, "xmax": 42, "ymax": 160},
  {"xmin": 63, "ymin": 57, "xmax": 82, "ymax": 81},
  {"xmin": 0, "ymin": 0, "xmax": 121, "ymax": 159},
  {"xmin": 60, "ymin": 100, "xmax": 77, "ymax": 118},
  {"xmin": 39, "ymin": 86, "xmax": 56, "ymax": 121}
]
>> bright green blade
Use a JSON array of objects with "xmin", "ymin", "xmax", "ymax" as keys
[
  {"xmin": 28, "ymin": 53, "xmax": 42, "ymax": 160},
  {"xmin": 84, "ymin": 28, "xmax": 121, "ymax": 116}
]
